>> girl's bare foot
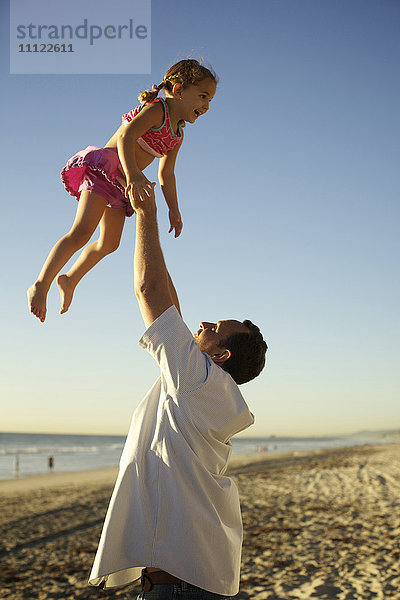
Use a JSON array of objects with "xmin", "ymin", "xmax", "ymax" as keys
[
  {"xmin": 27, "ymin": 282, "xmax": 48, "ymax": 322},
  {"xmin": 57, "ymin": 274, "xmax": 75, "ymax": 315}
]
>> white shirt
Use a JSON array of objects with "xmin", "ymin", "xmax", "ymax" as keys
[{"xmin": 89, "ymin": 306, "xmax": 254, "ymax": 596}]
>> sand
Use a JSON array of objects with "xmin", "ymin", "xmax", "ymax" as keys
[{"xmin": 1, "ymin": 443, "xmax": 399, "ymax": 599}]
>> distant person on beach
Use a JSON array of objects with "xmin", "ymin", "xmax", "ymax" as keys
[
  {"xmin": 27, "ymin": 59, "xmax": 217, "ymax": 322},
  {"xmin": 48, "ymin": 456, "xmax": 54, "ymax": 472},
  {"xmin": 13, "ymin": 455, "xmax": 20, "ymax": 479},
  {"xmin": 88, "ymin": 186, "xmax": 267, "ymax": 599}
]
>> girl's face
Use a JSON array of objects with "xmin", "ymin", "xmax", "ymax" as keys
[{"xmin": 176, "ymin": 78, "xmax": 217, "ymax": 123}]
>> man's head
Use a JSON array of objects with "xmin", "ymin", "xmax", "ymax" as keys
[{"xmin": 194, "ymin": 320, "xmax": 267, "ymax": 385}]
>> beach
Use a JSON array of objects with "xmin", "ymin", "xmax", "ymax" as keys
[{"xmin": 1, "ymin": 443, "xmax": 399, "ymax": 599}]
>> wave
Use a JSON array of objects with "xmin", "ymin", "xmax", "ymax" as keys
[{"xmin": 0, "ymin": 443, "xmax": 124, "ymax": 456}]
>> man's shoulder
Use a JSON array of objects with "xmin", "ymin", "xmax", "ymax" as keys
[
  {"xmin": 139, "ymin": 305, "xmax": 188, "ymax": 344},
  {"xmin": 138, "ymin": 307, "xmax": 213, "ymax": 392}
]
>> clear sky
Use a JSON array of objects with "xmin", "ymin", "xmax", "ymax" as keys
[{"xmin": 1, "ymin": 0, "xmax": 399, "ymax": 437}]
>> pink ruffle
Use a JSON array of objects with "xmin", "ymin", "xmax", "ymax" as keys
[{"xmin": 61, "ymin": 146, "xmax": 125, "ymax": 200}]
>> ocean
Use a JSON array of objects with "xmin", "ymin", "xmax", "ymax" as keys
[{"xmin": 0, "ymin": 431, "xmax": 394, "ymax": 481}]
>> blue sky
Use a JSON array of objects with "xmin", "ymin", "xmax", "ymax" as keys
[{"xmin": 1, "ymin": 0, "xmax": 399, "ymax": 437}]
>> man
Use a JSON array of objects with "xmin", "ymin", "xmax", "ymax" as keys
[{"xmin": 89, "ymin": 188, "xmax": 267, "ymax": 599}]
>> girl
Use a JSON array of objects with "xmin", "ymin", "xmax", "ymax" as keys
[{"xmin": 28, "ymin": 59, "xmax": 217, "ymax": 322}]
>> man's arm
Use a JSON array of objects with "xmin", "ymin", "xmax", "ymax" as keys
[
  {"xmin": 167, "ymin": 271, "xmax": 182, "ymax": 317},
  {"xmin": 133, "ymin": 189, "xmax": 181, "ymax": 328}
]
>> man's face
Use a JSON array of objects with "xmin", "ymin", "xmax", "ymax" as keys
[{"xmin": 193, "ymin": 320, "xmax": 249, "ymax": 360}]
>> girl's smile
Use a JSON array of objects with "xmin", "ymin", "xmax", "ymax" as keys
[{"xmin": 178, "ymin": 78, "xmax": 217, "ymax": 124}]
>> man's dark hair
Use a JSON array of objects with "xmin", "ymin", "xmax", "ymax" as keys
[{"xmin": 219, "ymin": 320, "xmax": 268, "ymax": 385}]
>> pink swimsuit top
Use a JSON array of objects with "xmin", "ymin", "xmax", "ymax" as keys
[{"xmin": 122, "ymin": 97, "xmax": 183, "ymax": 158}]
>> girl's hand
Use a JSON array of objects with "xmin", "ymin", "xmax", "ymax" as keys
[
  {"xmin": 125, "ymin": 172, "xmax": 156, "ymax": 204},
  {"xmin": 168, "ymin": 209, "xmax": 183, "ymax": 238}
]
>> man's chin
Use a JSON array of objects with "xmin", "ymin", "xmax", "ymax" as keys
[{"xmin": 193, "ymin": 337, "xmax": 203, "ymax": 351}]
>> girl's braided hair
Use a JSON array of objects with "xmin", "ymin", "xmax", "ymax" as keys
[{"xmin": 138, "ymin": 59, "xmax": 218, "ymax": 104}]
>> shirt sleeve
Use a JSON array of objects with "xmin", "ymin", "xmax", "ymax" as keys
[{"xmin": 138, "ymin": 306, "xmax": 210, "ymax": 394}]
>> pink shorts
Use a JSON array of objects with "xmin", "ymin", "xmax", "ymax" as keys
[{"xmin": 61, "ymin": 146, "xmax": 134, "ymax": 217}]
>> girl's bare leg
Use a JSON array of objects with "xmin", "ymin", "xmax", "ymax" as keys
[
  {"xmin": 27, "ymin": 192, "xmax": 107, "ymax": 322},
  {"xmin": 57, "ymin": 205, "xmax": 125, "ymax": 314}
]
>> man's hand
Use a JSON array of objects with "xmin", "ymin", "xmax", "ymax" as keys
[
  {"xmin": 168, "ymin": 209, "xmax": 183, "ymax": 238},
  {"xmin": 129, "ymin": 178, "xmax": 157, "ymax": 214},
  {"xmin": 125, "ymin": 172, "xmax": 156, "ymax": 206}
]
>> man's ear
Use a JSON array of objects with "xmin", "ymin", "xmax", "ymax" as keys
[{"xmin": 211, "ymin": 349, "xmax": 231, "ymax": 366}]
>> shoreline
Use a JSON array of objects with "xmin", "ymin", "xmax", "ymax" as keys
[
  {"xmin": 2, "ymin": 433, "xmax": 398, "ymax": 485},
  {"xmin": 0, "ymin": 442, "xmax": 391, "ymax": 495}
]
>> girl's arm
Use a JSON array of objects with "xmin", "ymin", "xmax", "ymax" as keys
[
  {"xmin": 158, "ymin": 136, "xmax": 184, "ymax": 238},
  {"xmin": 117, "ymin": 102, "xmax": 164, "ymax": 202}
]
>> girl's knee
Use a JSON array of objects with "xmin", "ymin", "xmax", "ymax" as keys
[
  {"xmin": 100, "ymin": 237, "xmax": 120, "ymax": 255},
  {"xmin": 67, "ymin": 227, "xmax": 94, "ymax": 248}
]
